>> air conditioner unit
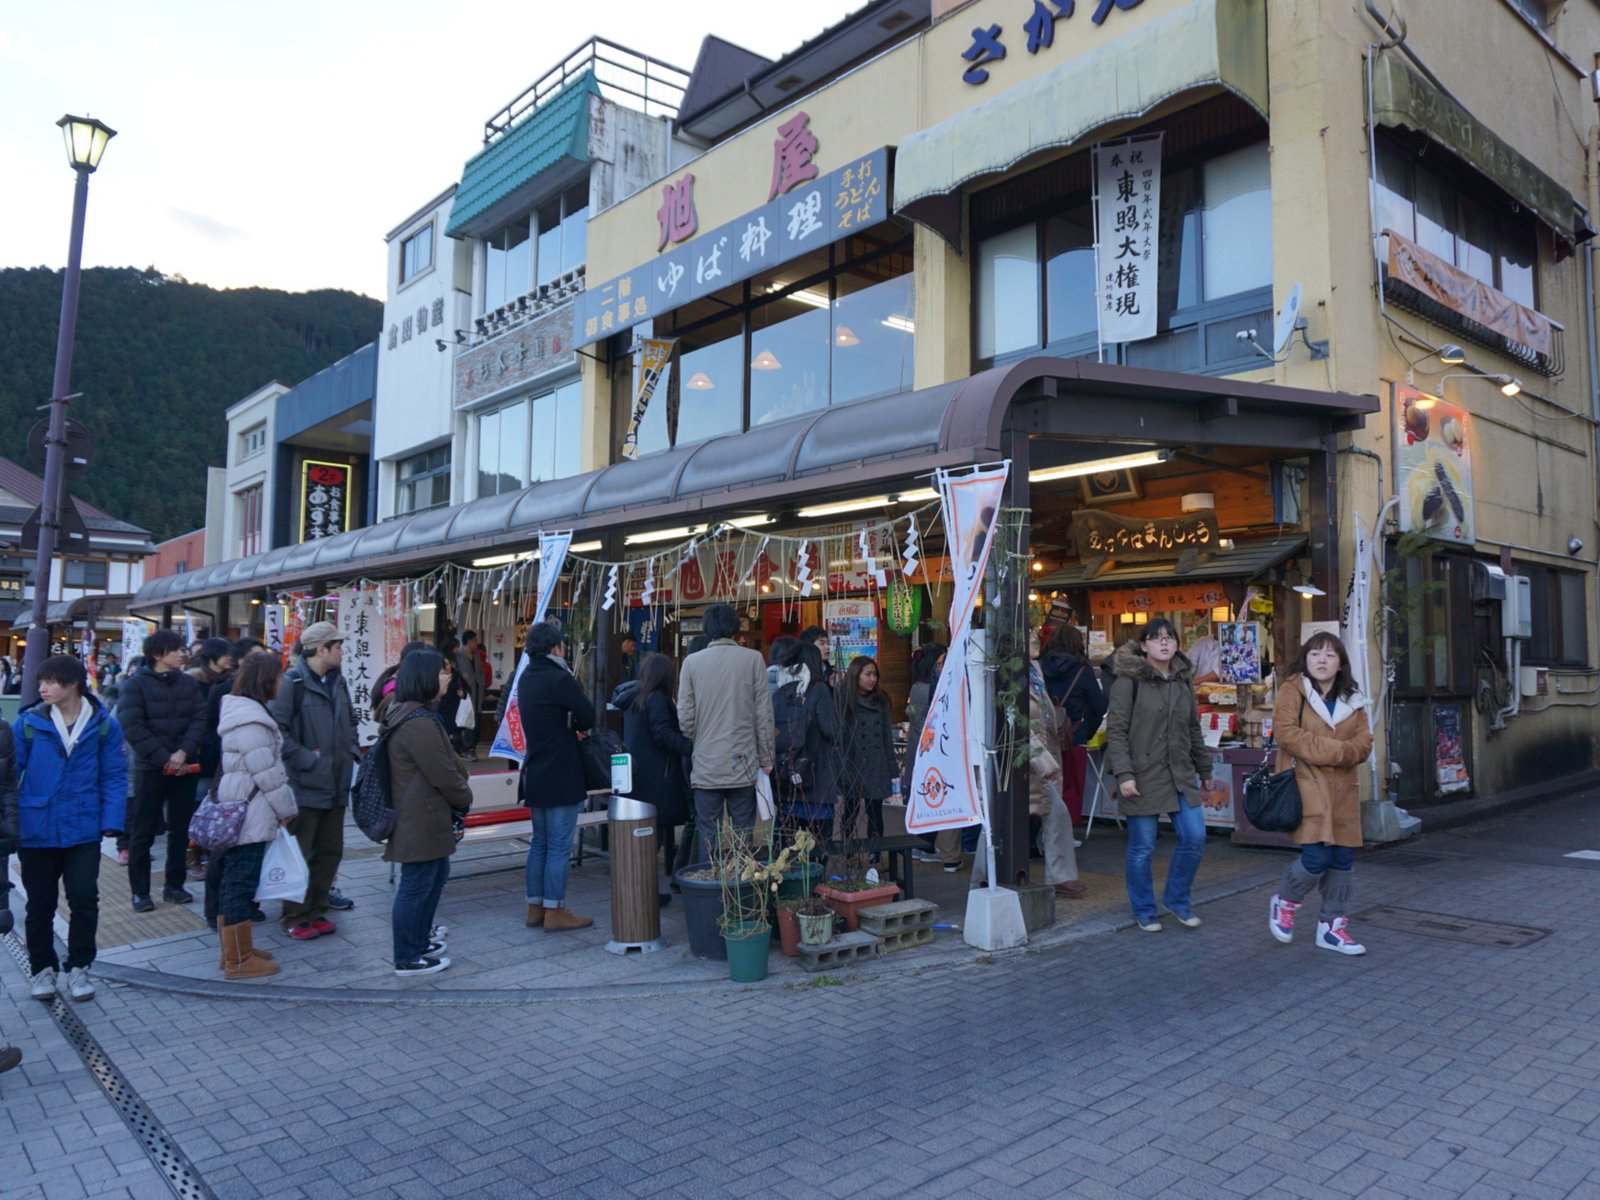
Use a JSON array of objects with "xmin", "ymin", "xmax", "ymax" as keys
[{"xmin": 1504, "ymin": 574, "xmax": 1533, "ymax": 639}]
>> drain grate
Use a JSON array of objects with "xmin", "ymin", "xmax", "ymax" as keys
[
  {"xmin": 3, "ymin": 932, "xmax": 214, "ymax": 1199},
  {"xmin": 1355, "ymin": 906, "xmax": 1549, "ymax": 948}
]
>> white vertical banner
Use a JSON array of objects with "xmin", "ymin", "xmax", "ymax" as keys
[
  {"xmin": 492, "ymin": 531, "xmax": 574, "ymax": 764},
  {"xmin": 263, "ymin": 605, "xmax": 285, "ymax": 655},
  {"xmin": 184, "ymin": 612, "xmax": 197, "ymax": 647},
  {"xmin": 120, "ymin": 619, "xmax": 148, "ymax": 672},
  {"xmin": 336, "ymin": 587, "xmax": 382, "ymax": 747},
  {"xmin": 1094, "ymin": 135, "xmax": 1162, "ymax": 346},
  {"xmin": 905, "ymin": 464, "xmax": 1010, "ymax": 835}
]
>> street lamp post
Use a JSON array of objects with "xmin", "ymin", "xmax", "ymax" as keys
[{"xmin": 21, "ymin": 115, "xmax": 116, "ymax": 704}]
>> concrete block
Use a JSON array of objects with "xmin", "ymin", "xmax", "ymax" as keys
[
  {"xmin": 857, "ymin": 898, "xmax": 938, "ymax": 937},
  {"xmin": 1011, "ymin": 883, "xmax": 1057, "ymax": 933},
  {"xmin": 878, "ymin": 926, "xmax": 936, "ymax": 953},
  {"xmin": 963, "ymin": 886, "xmax": 1029, "ymax": 951},
  {"xmin": 796, "ymin": 930, "xmax": 882, "ymax": 971}
]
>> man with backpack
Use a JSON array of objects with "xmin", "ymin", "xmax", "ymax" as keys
[
  {"xmin": 118, "ymin": 629, "xmax": 207, "ymax": 912},
  {"xmin": 269, "ymin": 622, "xmax": 359, "ymax": 941}
]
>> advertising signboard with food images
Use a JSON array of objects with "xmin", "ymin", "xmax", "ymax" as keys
[{"xmin": 1397, "ymin": 385, "xmax": 1474, "ymax": 544}]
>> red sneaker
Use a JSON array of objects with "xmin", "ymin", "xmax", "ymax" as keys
[
  {"xmin": 309, "ymin": 917, "xmax": 337, "ymax": 936},
  {"xmin": 288, "ymin": 922, "xmax": 322, "ymax": 940}
]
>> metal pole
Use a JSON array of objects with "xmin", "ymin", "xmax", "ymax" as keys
[{"xmin": 21, "ymin": 165, "xmax": 92, "ymax": 704}]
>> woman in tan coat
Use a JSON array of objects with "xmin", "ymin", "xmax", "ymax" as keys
[{"xmin": 1267, "ymin": 632, "xmax": 1374, "ymax": 955}]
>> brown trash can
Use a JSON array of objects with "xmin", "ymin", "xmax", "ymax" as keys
[{"xmin": 605, "ymin": 793, "xmax": 667, "ymax": 954}]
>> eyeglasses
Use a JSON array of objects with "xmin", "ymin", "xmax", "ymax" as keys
[{"xmin": 1146, "ymin": 634, "xmax": 1177, "ymax": 644}]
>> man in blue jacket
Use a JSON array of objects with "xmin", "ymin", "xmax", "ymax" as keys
[{"xmin": 15, "ymin": 655, "xmax": 127, "ymax": 1003}]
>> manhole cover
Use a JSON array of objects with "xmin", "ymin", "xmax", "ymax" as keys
[
  {"xmin": 1356, "ymin": 906, "xmax": 1548, "ymax": 948},
  {"xmin": 1359, "ymin": 850, "xmax": 1449, "ymax": 869}
]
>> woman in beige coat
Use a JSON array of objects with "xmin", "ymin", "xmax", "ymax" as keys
[
  {"xmin": 214, "ymin": 653, "xmax": 298, "ymax": 979},
  {"xmin": 1267, "ymin": 632, "xmax": 1374, "ymax": 955}
]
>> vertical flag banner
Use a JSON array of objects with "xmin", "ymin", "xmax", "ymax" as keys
[
  {"xmin": 120, "ymin": 619, "xmax": 148, "ymax": 672},
  {"xmin": 493, "ymin": 531, "xmax": 574, "ymax": 763},
  {"xmin": 1094, "ymin": 135, "xmax": 1162, "ymax": 345},
  {"xmin": 379, "ymin": 584, "xmax": 408, "ymax": 667},
  {"xmin": 336, "ymin": 587, "xmax": 382, "ymax": 747},
  {"xmin": 621, "ymin": 339, "xmax": 676, "ymax": 461},
  {"xmin": 906, "ymin": 464, "xmax": 1010, "ymax": 834},
  {"xmin": 281, "ymin": 597, "xmax": 306, "ymax": 667},
  {"xmin": 263, "ymin": 605, "xmax": 285, "ymax": 655}
]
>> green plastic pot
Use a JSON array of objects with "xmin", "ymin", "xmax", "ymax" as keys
[{"xmin": 723, "ymin": 921, "xmax": 772, "ymax": 982}]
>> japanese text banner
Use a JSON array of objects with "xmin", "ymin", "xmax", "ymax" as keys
[
  {"xmin": 492, "ymin": 531, "xmax": 574, "ymax": 764},
  {"xmin": 906, "ymin": 464, "xmax": 1009, "ymax": 834},
  {"xmin": 1094, "ymin": 135, "xmax": 1161, "ymax": 345}
]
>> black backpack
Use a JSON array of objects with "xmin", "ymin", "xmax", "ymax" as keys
[
  {"xmin": 353, "ymin": 709, "xmax": 429, "ymax": 843},
  {"xmin": 772, "ymin": 682, "xmax": 815, "ymax": 791}
]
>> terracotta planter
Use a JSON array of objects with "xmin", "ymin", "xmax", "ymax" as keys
[
  {"xmin": 774, "ymin": 907, "xmax": 802, "ymax": 956},
  {"xmin": 815, "ymin": 882, "xmax": 902, "ymax": 932}
]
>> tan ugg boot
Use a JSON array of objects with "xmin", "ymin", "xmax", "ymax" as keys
[
  {"xmin": 222, "ymin": 921, "xmax": 280, "ymax": 980},
  {"xmin": 220, "ymin": 922, "xmax": 272, "ymax": 962},
  {"xmin": 525, "ymin": 904, "xmax": 545, "ymax": 927},
  {"xmin": 542, "ymin": 907, "xmax": 593, "ymax": 932}
]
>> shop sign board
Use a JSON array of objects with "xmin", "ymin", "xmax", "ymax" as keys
[
  {"xmin": 576, "ymin": 147, "xmax": 890, "ymax": 349},
  {"xmin": 1396, "ymin": 385, "xmax": 1474, "ymax": 545},
  {"xmin": 1093, "ymin": 135, "xmax": 1162, "ymax": 344},
  {"xmin": 1088, "ymin": 581, "xmax": 1229, "ymax": 616},
  {"xmin": 453, "ymin": 303, "xmax": 576, "ymax": 410},
  {"xmin": 263, "ymin": 604, "xmax": 285, "ymax": 654},
  {"xmin": 1434, "ymin": 703, "xmax": 1470, "ymax": 795},
  {"xmin": 960, "ymin": 0, "xmax": 1147, "ymax": 84},
  {"xmin": 1073, "ymin": 508, "xmax": 1218, "ymax": 574},
  {"xmin": 1216, "ymin": 620, "xmax": 1262, "ymax": 684},
  {"xmin": 299, "ymin": 461, "xmax": 351, "ymax": 543}
]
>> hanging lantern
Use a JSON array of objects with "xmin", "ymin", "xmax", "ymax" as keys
[{"xmin": 886, "ymin": 577, "xmax": 921, "ymax": 636}]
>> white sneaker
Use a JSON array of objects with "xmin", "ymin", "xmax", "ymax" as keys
[
  {"xmin": 66, "ymin": 967, "xmax": 95, "ymax": 1001},
  {"xmin": 1316, "ymin": 917, "xmax": 1366, "ymax": 956},
  {"xmin": 29, "ymin": 967, "xmax": 56, "ymax": 1000}
]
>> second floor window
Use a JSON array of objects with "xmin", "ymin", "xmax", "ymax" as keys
[
  {"xmin": 238, "ymin": 484, "xmax": 264, "ymax": 557},
  {"xmin": 239, "ymin": 424, "xmax": 267, "ymax": 461},
  {"xmin": 400, "ymin": 224, "xmax": 434, "ymax": 285},
  {"xmin": 484, "ymin": 220, "xmax": 532, "ymax": 312},
  {"xmin": 396, "ymin": 446, "xmax": 450, "ymax": 515},
  {"xmin": 62, "ymin": 559, "xmax": 108, "ymax": 589},
  {"xmin": 482, "ymin": 182, "xmax": 590, "ymax": 313},
  {"xmin": 475, "ymin": 381, "xmax": 582, "ymax": 497}
]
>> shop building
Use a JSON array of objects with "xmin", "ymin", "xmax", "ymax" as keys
[{"xmin": 136, "ymin": 0, "xmax": 1600, "ymax": 883}]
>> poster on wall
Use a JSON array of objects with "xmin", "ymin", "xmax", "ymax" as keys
[
  {"xmin": 1093, "ymin": 135, "xmax": 1162, "ymax": 345},
  {"xmin": 1434, "ymin": 704, "xmax": 1471, "ymax": 795},
  {"xmin": 1397, "ymin": 385, "xmax": 1474, "ymax": 544},
  {"xmin": 300, "ymin": 461, "xmax": 351, "ymax": 543},
  {"xmin": 824, "ymin": 599, "xmax": 878, "ymax": 669},
  {"xmin": 335, "ymin": 587, "xmax": 381, "ymax": 747},
  {"xmin": 1217, "ymin": 621, "xmax": 1262, "ymax": 684}
]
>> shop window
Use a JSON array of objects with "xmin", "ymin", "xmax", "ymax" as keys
[
  {"xmin": 1518, "ymin": 562, "xmax": 1588, "ymax": 667},
  {"xmin": 63, "ymin": 559, "xmax": 108, "ymax": 589},
  {"xmin": 974, "ymin": 140, "xmax": 1272, "ymax": 374},
  {"xmin": 1373, "ymin": 133, "xmax": 1538, "ymax": 308},
  {"xmin": 236, "ymin": 484, "xmax": 263, "ymax": 557},
  {"xmin": 476, "ymin": 399, "xmax": 528, "ymax": 497},
  {"xmin": 484, "ymin": 220, "xmax": 531, "ymax": 312},
  {"xmin": 400, "ymin": 224, "xmax": 434, "ymax": 285},
  {"xmin": 536, "ymin": 183, "xmax": 590, "ymax": 289},
  {"xmin": 832, "ymin": 274, "xmax": 914, "ymax": 406},
  {"xmin": 676, "ymin": 316, "xmax": 745, "ymax": 446},
  {"xmin": 529, "ymin": 381, "xmax": 582, "ymax": 482},
  {"xmin": 1391, "ymin": 548, "xmax": 1474, "ymax": 696},
  {"xmin": 395, "ymin": 446, "xmax": 450, "ymax": 515}
]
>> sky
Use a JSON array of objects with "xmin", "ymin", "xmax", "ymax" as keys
[{"xmin": 0, "ymin": 0, "xmax": 865, "ymax": 299}]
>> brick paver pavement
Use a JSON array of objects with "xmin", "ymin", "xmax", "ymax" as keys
[{"xmin": 6, "ymin": 787, "xmax": 1600, "ymax": 1198}]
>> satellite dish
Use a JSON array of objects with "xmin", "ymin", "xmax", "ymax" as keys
[{"xmin": 1272, "ymin": 283, "xmax": 1303, "ymax": 357}]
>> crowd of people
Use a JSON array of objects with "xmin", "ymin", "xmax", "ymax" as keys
[{"xmin": 0, "ymin": 603, "xmax": 1377, "ymax": 1073}]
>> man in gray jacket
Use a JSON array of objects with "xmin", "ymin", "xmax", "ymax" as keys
[
  {"xmin": 269, "ymin": 622, "xmax": 359, "ymax": 940},
  {"xmin": 678, "ymin": 604, "xmax": 775, "ymax": 860}
]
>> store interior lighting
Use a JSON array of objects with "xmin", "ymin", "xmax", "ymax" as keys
[
  {"xmin": 1028, "ymin": 449, "xmax": 1173, "ymax": 484},
  {"xmin": 623, "ymin": 517, "xmax": 768, "ymax": 546},
  {"xmin": 834, "ymin": 325, "xmax": 860, "ymax": 347},
  {"xmin": 685, "ymin": 371, "xmax": 715, "ymax": 390},
  {"xmin": 797, "ymin": 488, "xmax": 939, "ymax": 518},
  {"xmin": 751, "ymin": 348, "xmax": 782, "ymax": 370},
  {"xmin": 881, "ymin": 315, "xmax": 915, "ymax": 333}
]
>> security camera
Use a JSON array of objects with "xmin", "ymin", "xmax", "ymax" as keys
[{"xmin": 1568, "ymin": 536, "xmax": 1584, "ymax": 555}]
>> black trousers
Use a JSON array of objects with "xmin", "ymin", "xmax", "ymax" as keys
[
  {"xmin": 219, "ymin": 842, "xmax": 268, "ymax": 925},
  {"xmin": 127, "ymin": 769, "xmax": 199, "ymax": 897},
  {"xmin": 19, "ymin": 842, "xmax": 100, "ymax": 975}
]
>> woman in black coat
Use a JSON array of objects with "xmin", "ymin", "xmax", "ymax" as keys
[
  {"xmin": 515, "ymin": 621, "xmax": 595, "ymax": 933},
  {"xmin": 623, "ymin": 653, "xmax": 692, "ymax": 898},
  {"xmin": 771, "ymin": 639, "xmax": 839, "ymax": 844}
]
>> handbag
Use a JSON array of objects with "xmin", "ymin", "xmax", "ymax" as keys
[
  {"xmin": 188, "ymin": 780, "xmax": 249, "ymax": 853},
  {"xmin": 579, "ymin": 733, "xmax": 613, "ymax": 793},
  {"xmin": 1241, "ymin": 697, "xmax": 1306, "ymax": 833}
]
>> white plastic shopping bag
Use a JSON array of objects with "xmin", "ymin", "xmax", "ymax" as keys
[
  {"xmin": 254, "ymin": 827, "xmax": 309, "ymax": 904},
  {"xmin": 755, "ymin": 771, "xmax": 775, "ymax": 822}
]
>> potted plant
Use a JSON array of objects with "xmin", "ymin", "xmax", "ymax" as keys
[
  {"xmin": 715, "ymin": 821, "xmax": 778, "ymax": 982},
  {"xmin": 796, "ymin": 896, "xmax": 836, "ymax": 947},
  {"xmin": 774, "ymin": 896, "xmax": 805, "ymax": 956},
  {"xmin": 813, "ymin": 796, "xmax": 900, "ymax": 931}
]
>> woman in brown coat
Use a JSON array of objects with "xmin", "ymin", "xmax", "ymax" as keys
[
  {"xmin": 1105, "ymin": 620, "xmax": 1226, "ymax": 931},
  {"xmin": 384, "ymin": 649, "xmax": 473, "ymax": 977},
  {"xmin": 1267, "ymin": 632, "xmax": 1374, "ymax": 955}
]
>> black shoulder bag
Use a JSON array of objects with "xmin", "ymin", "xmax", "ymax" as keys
[{"xmin": 1241, "ymin": 695, "xmax": 1306, "ymax": 833}]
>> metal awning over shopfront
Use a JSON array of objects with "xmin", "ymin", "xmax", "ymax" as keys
[
  {"xmin": 893, "ymin": 0, "xmax": 1268, "ymax": 241},
  {"xmin": 12, "ymin": 593, "xmax": 138, "ymax": 627},
  {"xmin": 130, "ymin": 358, "xmax": 1377, "ymax": 614}
]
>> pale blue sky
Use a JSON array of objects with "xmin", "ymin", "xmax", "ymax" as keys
[{"xmin": 0, "ymin": 0, "xmax": 863, "ymax": 298}]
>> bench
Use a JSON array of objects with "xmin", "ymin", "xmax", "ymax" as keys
[
  {"xmin": 458, "ymin": 770, "xmax": 609, "ymax": 852},
  {"xmin": 821, "ymin": 833, "xmax": 924, "ymax": 900}
]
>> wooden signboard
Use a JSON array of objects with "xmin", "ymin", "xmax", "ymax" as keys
[{"xmin": 1072, "ymin": 509, "xmax": 1220, "ymax": 578}]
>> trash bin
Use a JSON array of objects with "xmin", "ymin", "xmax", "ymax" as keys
[{"xmin": 605, "ymin": 793, "xmax": 666, "ymax": 955}]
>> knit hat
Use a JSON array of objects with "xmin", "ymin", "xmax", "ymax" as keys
[{"xmin": 297, "ymin": 621, "xmax": 343, "ymax": 652}]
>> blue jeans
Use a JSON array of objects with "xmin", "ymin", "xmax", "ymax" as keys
[
  {"xmin": 392, "ymin": 857, "xmax": 450, "ymax": 965},
  {"xmin": 1299, "ymin": 843, "xmax": 1355, "ymax": 873},
  {"xmin": 1124, "ymin": 795, "xmax": 1207, "ymax": 921},
  {"xmin": 526, "ymin": 804, "xmax": 581, "ymax": 907}
]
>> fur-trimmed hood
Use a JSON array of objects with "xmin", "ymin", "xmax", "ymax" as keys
[
  {"xmin": 1297, "ymin": 675, "xmax": 1367, "ymax": 730},
  {"xmin": 1111, "ymin": 639, "xmax": 1195, "ymax": 684}
]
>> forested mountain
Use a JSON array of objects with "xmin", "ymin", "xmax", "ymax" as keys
[{"xmin": 0, "ymin": 267, "xmax": 381, "ymax": 541}]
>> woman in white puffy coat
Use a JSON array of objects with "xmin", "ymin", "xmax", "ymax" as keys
[{"xmin": 214, "ymin": 652, "xmax": 298, "ymax": 979}]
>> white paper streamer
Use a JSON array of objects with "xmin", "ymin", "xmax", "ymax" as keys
[{"xmin": 602, "ymin": 564, "xmax": 619, "ymax": 612}]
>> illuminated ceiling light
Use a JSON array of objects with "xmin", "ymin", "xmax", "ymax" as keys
[
  {"xmin": 1028, "ymin": 449, "xmax": 1172, "ymax": 484},
  {"xmin": 1030, "ymin": 561, "xmax": 1044, "ymax": 572},
  {"xmin": 727, "ymin": 515, "xmax": 773, "ymax": 530},
  {"xmin": 1217, "ymin": 538, "xmax": 1236, "ymax": 551},
  {"xmin": 249, "ymin": 598, "xmax": 262, "ymax": 606},
  {"xmin": 471, "ymin": 551, "xmax": 533, "ymax": 568},
  {"xmin": 569, "ymin": 540, "xmax": 602, "ymax": 553},
  {"xmin": 881, "ymin": 315, "xmax": 915, "ymax": 333},
  {"xmin": 834, "ymin": 325, "xmax": 860, "ymax": 347},
  {"xmin": 1120, "ymin": 612, "xmax": 1135, "ymax": 624},
  {"xmin": 789, "ymin": 290, "xmax": 830, "ymax": 309},
  {"xmin": 751, "ymin": 349, "xmax": 782, "ymax": 370},
  {"xmin": 897, "ymin": 488, "xmax": 939, "ymax": 502},
  {"xmin": 1028, "ymin": 591, "xmax": 1040, "ymax": 602},
  {"xmin": 1497, "ymin": 375, "xmax": 1523, "ymax": 397},
  {"xmin": 625, "ymin": 525, "xmax": 702, "ymax": 545},
  {"xmin": 416, "ymin": 603, "xmax": 437, "ymax": 611},
  {"xmin": 799, "ymin": 496, "xmax": 891, "ymax": 517},
  {"xmin": 685, "ymin": 371, "xmax": 715, "ymax": 390},
  {"xmin": 1293, "ymin": 582, "xmax": 1327, "ymax": 598}
]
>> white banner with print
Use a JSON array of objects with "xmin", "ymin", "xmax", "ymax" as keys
[
  {"xmin": 1094, "ymin": 135, "xmax": 1161, "ymax": 345},
  {"xmin": 335, "ymin": 587, "xmax": 382, "ymax": 747}
]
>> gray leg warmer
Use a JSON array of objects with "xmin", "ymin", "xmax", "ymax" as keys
[
  {"xmin": 1279, "ymin": 859, "xmax": 1322, "ymax": 904},
  {"xmin": 1319, "ymin": 868, "xmax": 1353, "ymax": 920}
]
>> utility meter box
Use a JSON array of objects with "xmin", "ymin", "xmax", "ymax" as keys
[{"xmin": 1504, "ymin": 574, "xmax": 1533, "ymax": 639}]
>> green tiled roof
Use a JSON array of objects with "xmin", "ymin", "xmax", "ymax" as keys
[{"xmin": 446, "ymin": 71, "xmax": 598, "ymax": 237}]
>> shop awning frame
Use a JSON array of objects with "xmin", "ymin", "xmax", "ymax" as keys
[
  {"xmin": 893, "ymin": 0, "xmax": 1269, "ymax": 244},
  {"xmin": 130, "ymin": 358, "xmax": 1376, "ymax": 614},
  {"xmin": 1035, "ymin": 533, "xmax": 1305, "ymax": 590}
]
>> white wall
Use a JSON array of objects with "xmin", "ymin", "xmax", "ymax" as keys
[
  {"xmin": 375, "ymin": 189, "xmax": 472, "ymax": 520},
  {"xmin": 222, "ymin": 382, "xmax": 287, "ymax": 557}
]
